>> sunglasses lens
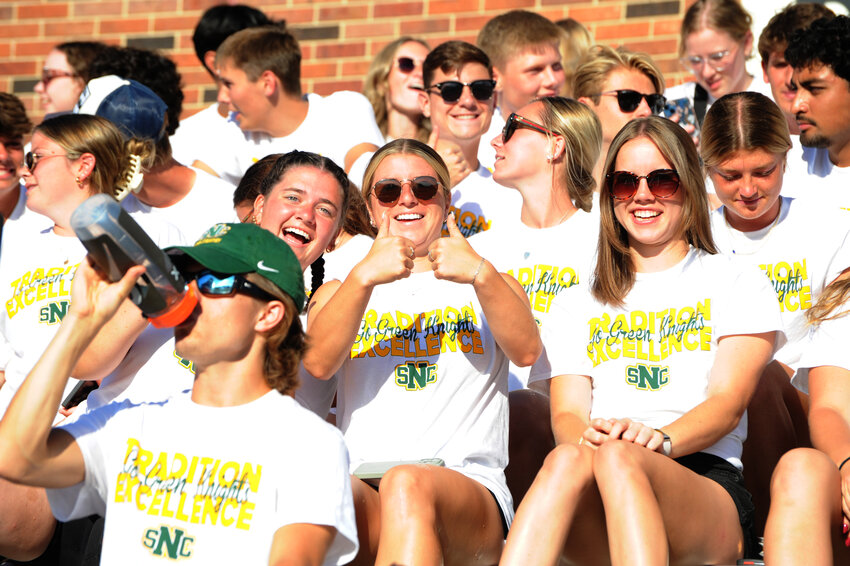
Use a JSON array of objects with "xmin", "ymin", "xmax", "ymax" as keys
[
  {"xmin": 470, "ymin": 80, "xmax": 495, "ymax": 101},
  {"xmin": 616, "ymin": 91, "xmax": 642, "ymax": 113},
  {"xmin": 438, "ymin": 82, "xmax": 463, "ymax": 102},
  {"xmin": 502, "ymin": 115, "xmax": 518, "ymax": 142},
  {"xmin": 397, "ymin": 57, "xmax": 415, "ymax": 73},
  {"xmin": 647, "ymin": 94, "xmax": 666, "ymax": 114},
  {"xmin": 196, "ymin": 272, "xmax": 236, "ymax": 296},
  {"xmin": 411, "ymin": 177, "xmax": 440, "ymax": 200},
  {"xmin": 647, "ymin": 170, "xmax": 680, "ymax": 197},
  {"xmin": 373, "ymin": 179, "xmax": 403, "ymax": 203},
  {"xmin": 608, "ymin": 172, "xmax": 639, "ymax": 200},
  {"xmin": 25, "ymin": 152, "xmax": 33, "ymax": 170}
]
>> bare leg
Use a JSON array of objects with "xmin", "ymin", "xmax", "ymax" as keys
[
  {"xmin": 0, "ymin": 479, "xmax": 55, "ymax": 560},
  {"xmin": 764, "ymin": 448, "xmax": 850, "ymax": 565},
  {"xmin": 506, "ymin": 389, "xmax": 555, "ymax": 510},
  {"xmin": 501, "ymin": 443, "xmax": 610, "ymax": 566},
  {"xmin": 348, "ymin": 476, "xmax": 382, "ymax": 566},
  {"xmin": 375, "ymin": 465, "xmax": 504, "ymax": 566},
  {"xmin": 593, "ymin": 441, "xmax": 743, "ymax": 566}
]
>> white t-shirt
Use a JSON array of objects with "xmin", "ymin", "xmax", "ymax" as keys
[
  {"xmin": 448, "ymin": 165, "xmax": 522, "ymax": 238},
  {"xmin": 336, "ymin": 271, "xmax": 513, "ymax": 524},
  {"xmin": 797, "ymin": 309, "xmax": 850, "ymax": 394},
  {"xmin": 477, "ymin": 107, "xmax": 505, "ymax": 174},
  {"xmin": 470, "ymin": 209, "xmax": 599, "ymax": 389},
  {"xmin": 710, "ymin": 197, "xmax": 850, "ymax": 375},
  {"xmin": 791, "ymin": 146, "xmax": 850, "ymax": 212},
  {"xmin": 169, "ymin": 103, "xmax": 245, "ymax": 169},
  {"xmin": 48, "ymin": 391, "xmax": 358, "ymax": 565},
  {"xmin": 207, "ymin": 92, "xmax": 385, "ymax": 186},
  {"xmin": 529, "ymin": 248, "xmax": 783, "ymax": 468},
  {"xmin": 121, "ymin": 167, "xmax": 239, "ymax": 243}
]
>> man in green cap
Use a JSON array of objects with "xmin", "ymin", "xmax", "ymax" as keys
[{"xmin": 0, "ymin": 223, "xmax": 358, "ymax": 565}]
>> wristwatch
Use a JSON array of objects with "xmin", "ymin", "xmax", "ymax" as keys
[{"xmin": 656, "ymin": 429, "xmax": 672, "ymax": 457}]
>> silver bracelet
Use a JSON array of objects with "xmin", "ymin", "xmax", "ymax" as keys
[{"xmin": 471, "ymin": 258, "xmax": 486, "ymax": 285}]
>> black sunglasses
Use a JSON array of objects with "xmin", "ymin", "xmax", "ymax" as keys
[
  {"xmin": 502, "ymin": 113, "xmax": 556, "ymax": 143},
  {"xmin": 371, "ymin": 176, "xmax": 441, "ymax": 204},
  {"xmin": 425, "ymin": 80, "xmax": 496, "ymax": 103},
  {"xmin": 597, "ymin": 90, "xmax": 666, "ymax": 114},
  {"xmin": 25, "ymin": 151, "xmax": 66, "ymax": 172},
  {"xmin": 397, "ymin": 56, "xmax": 416, "ymax": 73},
  {"xmin": 606, "ymin": 169, "xmax": 680, "ymax": 200},
  {"xmin": 193, "ymin": 270, "xmax": 276, "ymax": 301}
]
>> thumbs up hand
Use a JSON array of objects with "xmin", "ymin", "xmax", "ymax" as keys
[
  {"xmin": 352, "ymin": 213, "xmax": 416, "ymax": 286},
  {"xmin": 427, "ymin": 212, "xmax": 487, "ymax": 285}
]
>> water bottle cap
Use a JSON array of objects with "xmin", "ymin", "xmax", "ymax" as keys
[{"xmin": 149, "ymin": 283, "xmax": 199, "ymax": 328}]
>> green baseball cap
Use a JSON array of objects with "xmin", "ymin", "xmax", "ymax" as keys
[{"xmin": 166, "ymin": 223, "xmax": 306, "ymax": 311}]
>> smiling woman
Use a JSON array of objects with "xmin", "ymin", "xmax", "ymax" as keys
[{"xmin": 302, "ymin": 138, "xmax": 541, "ymax": 566}]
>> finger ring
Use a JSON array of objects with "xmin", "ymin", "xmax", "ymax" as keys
[{"xmin": 428, "ymin": 250, "xmax": 435, "ymax": 261}]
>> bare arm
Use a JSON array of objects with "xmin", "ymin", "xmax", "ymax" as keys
[
  {"xmin": 0, "ymin": 260, "xmax": 145, "ymax": 487},
  {"xmin": 549, "ymin": 373, "xmax": 592, "ymax": 445},
  {"xmin": 72, "ymin": 298, "xmax": 148, "ymax": 380},
  {"xmin": 428, "ymin": 213, "xmax": 542, "ymax": 366},
  {"xmin": 268, "ymin": 524, "xmax": 336, "ymax": 566}
]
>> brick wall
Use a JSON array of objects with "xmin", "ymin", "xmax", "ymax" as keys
[{"xmin": 0, "ymin": 0, "xmax": 691, "ymax": 124}]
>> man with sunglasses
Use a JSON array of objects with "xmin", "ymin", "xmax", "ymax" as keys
[
  {"xmin": 574, "ymin": 46, "xmax": 666, "ymax": 182},
  {"xmin": 419, "ymin": 41, "xmax": 522, "ymax": 237},
  {"xmin": 0, "ymin": 94, "xmax": 31, "ymax": 226},
  {"xmin": 0, "ymin": 223, "xmax": 358, "ymax": 564},
  {"xmin": 203, "ymin": 27, "xmax": 384, "ymax": 189}
]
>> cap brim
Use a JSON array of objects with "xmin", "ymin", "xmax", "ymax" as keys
[{"xmin": 166, "ymin": 244, "xmax": 255, "ymax": 275}]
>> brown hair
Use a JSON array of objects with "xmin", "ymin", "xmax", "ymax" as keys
[
  {"xmin": 55, "ymin": 41, "xmax": 108, "ymax": 82},
  {"xmin": 423, "ymin": 40, "xmax": 492, "ymax": 88},
  {"xmin": 363, "ymin": 37, "xmax": 431, "ymax": 141},
  {"xmin": 258, "ymin": 291, "xmax": 306, "ymax": 395},
  {"xmin": 573, "ymin": 45, "xmax": 665, "ymax": 102},
  {"xmin": 362, "ymin": 138, "xmax": 451, "ymax": 204},
  {"xmin": 758, "ymin": 3, "xmax": 835, "ymax": 65},
  {"xmin": 0, "ymin": 93, "xmax": 32, "ymax": 140},
  {"xmin": 34, "ymin": 114, "xmax": 156, "ymax": 199},
  {"xmin": 555, "ymin": 18, "xmax": 594, "ymax": 95},
  {"xmin": 477, "ymin": 10, "xmax": 564, "ymax": 70},
  {"xmin": 701, "ymin": 92, "xmax": 791, "ymax": 174},
  {"xmin": 679, "ymin": 0, "xmax": 752, "ymax": 57},
  {"xmin": 216, "ymin": 25, "xmax": 301, "ymax": 96},
  {"xmin": 592, "ymin": 116, "xmax": 716, "ymax": 306}
]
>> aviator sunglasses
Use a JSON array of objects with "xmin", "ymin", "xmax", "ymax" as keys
[
  {"xmin": 371, "ymin": 176, "xmax": 441, "ymax": 204},
  {"xmin": 597, "ymin": 90, "xmax": 666, "ymax": 114},
  {"xmin": 502, "ymin": 113, "xmax": 557, "ymax": 143},
  {"xmin": 423, "ymin": 80, "xmax": 496, "ymax": 103},
  {"xmin": 606, "ymin": 169, "xmax": 681, "ymax": 200},
  {"xmin": 193, "ymin": 270, "xmax": 276, "ymax": 301}
]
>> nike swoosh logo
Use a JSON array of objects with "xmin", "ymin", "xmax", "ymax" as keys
[{"xmin": 257, "ymin": 261, "xmax": 279, "ymax": 273}]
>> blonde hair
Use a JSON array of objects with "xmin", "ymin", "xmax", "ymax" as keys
[
  {"xmin": 477, "ymin": 10, "xmax": 564, "ymax": 70},
  {"xmin": 362, "ymin": 139, "xmax": 450, "ymax": 204},
  {"xmin": 573, "ymin": 45, "xmax": 665, "ymax": 101},
  {"xmin": 537, "ymin": 97, "xmax": 601, "ymax": 213},
  {"xmin": 679, "ymin": 0, "xmax": 753, "ymax": 57},
  {"xmin": 363, "ymin": 37, "xmax": 431, "ymax": 141},
  {"xmin": 555, "ymin": 18, "xmax": 593, "ymax": 96},
  {"xmin": 808, "ymin": 275, "xmax": 850, "ymax": 325},
  {"xmin": 592, "ymin": 116, "xmax": 716, "ymax": 306},
  {"xmin": 34, "ymin": 114, "xmax": 155, "ymax": 199},
  {"xmin": 701, "ymin": 92, "xmax": 791, "ymax": 174}
]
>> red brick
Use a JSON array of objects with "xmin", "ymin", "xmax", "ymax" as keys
[
  {"xmin": 541, "ymin": 0, "xmax": 585, "ymax": 5},
  {"xmin": 315, "ymin": 42, "xmax": 365, "ymax": 59},
  {"xmin": 128, "ymin": 0, "xmax": 177, "ymax": 12},
  {"xmin": 622, "ymin": 38, "xmax": 678, "ymax": 55},
  {"xmin": 401, "ymin": 17, "xmax": 450, "ymax": 34},
  {"xmin": 0, "ymin": 44, "xmax": 10, "ymax": 58},
  {"xmin": 73, "ymin": 2, "xmax": 123, "ymax": 16},
  {"xmin": 18, "ymin": 3, "xmax": 69, "ymax": 19},
  {"xmin": 14, "ymin": 41, "xmax": 60, "ymax": 57},
  {"xmin": 312, "ymin": 79, "xmax": 362, "ymax": 95},
  {"xmin": 302, "ymin": 61, "xmax": 338, "ymax": 79},
  {"xmin": 656, "ymin": 58, "xmax": 683, "ymax": 75},
  {"xmin": 653, "ymin": 18, "xmax": 684, "ymax": 36},
  {"xmin": 430, "ymin": 0, "xmax": 479, "ymax": 15},
  {"xmin": 346, "ymin": 21, "xmax": 395, "ymax": 39},
  {"xmin": 45, "ymin": 21, "xmax": 95, "ymax": 36},
  {"xmin": 180, "ymin": 71, "xmax": 212, "ymax": 87},
  {"xmin": 595, "ymin": 21, "xmax": 650, "ymax": 40},
  {"xmin": 485, "ymin": 0, "xmax": 533, "ymax": 10},
  {"xmin": 568, "ymin": 5, "xmax": 622, "ymax": 21},
  {"xmin": 0, "ymin": 62, "xmax": 37, "ymax": 75},
  {"xmin": 301, "ymin": 45, "xmax": 314, "ymax": 60},
  {"xmin": 154, "ymin": 17, "xmax": 199, "ymax": 32},
  {"xmin": 319, "ymin": 5, "xmax": 369, "ymax": 20},
  {"xmin": 374, "ymin": 2, "xmax": 423, "ymax": 18},
  {"xmin": 456, "ymin": 15, "xmax": 491, "ymax": 32},
  {"xmin": 341, "ymin": 60, "xmax": 371, "ymax": 76},
  {"xmin": 0, "ymin": 6, "xmax": 11, "ymax": 19},
  {"xmin": 539, "ymin": 8, "xmax": 568, "ymax": 20},
  {"xmin": 100, "ymin": 19, "xmax": 149, "ymax": 34},
  {"xmin": 171, "ymin": 53, "xmax": 201, "ymax": 67},
  {"xmin": 182, "ymin": 0, "xmax": 220, "ymax": 10},
  {"xmin": 0, "ymin": 23, "xmax": 40, "ymax": 39},
  {"xmin": 279, "ymin": 8, "xmax": 314, "ymax": 24}
]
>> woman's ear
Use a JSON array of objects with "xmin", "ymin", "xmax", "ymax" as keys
[
  {"xmin": 551, "ymin": 136, "xmax": 567, "ymax": 161},
  {"xmin": 76, "ymin": 152, "xmax": 96, "ymax": 184},
  {"xmin": 253, "ymin": 194, "xmax": 265, "ymax": 225}
]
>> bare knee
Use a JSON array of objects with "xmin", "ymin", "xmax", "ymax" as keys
[
  {"xmin": 770, "ymin": 448, "xmax": 836, "ymax": 502},
  {"xmin": 0, "ymin": 482, "xmax": 56, "ymax": 560},
  {"xmin": 379, "ymin": 465, "xmax": 438, "ymax": 523},
  {"xmin": 593, "ymin": 440, "xmax": 647, "ymax": 485}
]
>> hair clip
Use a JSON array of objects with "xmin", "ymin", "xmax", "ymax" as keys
[{"xmin": 114, "ymin": 154, "xmax": 144, "ymax": 201}]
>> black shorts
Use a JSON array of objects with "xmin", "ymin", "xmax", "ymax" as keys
[{"xmin": 675, "ymin": 452, "xmax": 759, "ymax": 559}]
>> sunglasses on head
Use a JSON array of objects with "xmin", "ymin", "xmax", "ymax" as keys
[
  {"xmin": 599, "ymin": 90, "xmax": 666, "ymax": 114},
  {"xmin": 425, "ymin": 80, "xmax": 496, "ymax": 103},
  {"xmin": 397, "ymin": 57, "xmax": 417, "ymax": 73},
  {"xmin": 371, "ymin": 176, "xmax": 441, "ymax": 204},
  {"xmin": 502, "ymin": 113, "xmax": 557, "ymax": 144},
  {"xmin": 193, "ymin": 270, "xmax": 276, "ymax": 301},
  {"xmin": 606, "ymin": 169, "xmax": 680, "ymax": 200}
]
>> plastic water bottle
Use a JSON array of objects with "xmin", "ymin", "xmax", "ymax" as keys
[{"xmin": 70, "ymin": 194, "xmax": 197, "ymax": 328}]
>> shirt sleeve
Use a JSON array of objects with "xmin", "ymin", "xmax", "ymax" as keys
[
  {"xmin": 715, "ymin": 262, "xmax": 786, "ymax": 350},
  {"xmin": 528, "ymin": 289, "xmax": 592, "ymax": 384}
]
